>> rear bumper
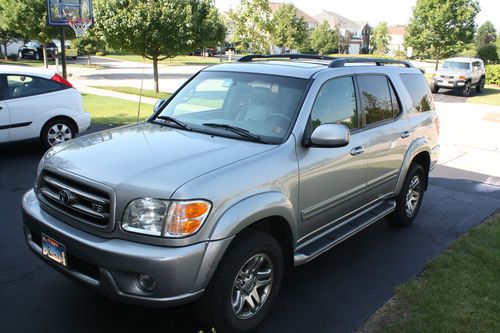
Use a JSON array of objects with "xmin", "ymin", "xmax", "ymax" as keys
[
  {"xmin": 75, "ymin": 112, "xmax": 91, "ymax": 133},
  {"xmin": 22, "ymin": 189, "xmax": 232, "ymax": 308}
]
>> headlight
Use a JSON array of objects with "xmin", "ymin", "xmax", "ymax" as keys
[{"xmin": 122, "ymin": 198, "xmax": 211, "ymax": 238}]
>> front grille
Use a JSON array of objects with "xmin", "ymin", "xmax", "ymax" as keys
[
  {"xmin": 440, "ymin": 75, "xmax": 454, "ymax": 79},
  {"xmin": 38, "ymin": 171, "xmax": 112, "ymax": 228}
]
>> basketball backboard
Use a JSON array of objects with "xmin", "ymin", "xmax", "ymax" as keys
[{"xmin": 47, "ymin": 0, "xmax": 93, "ymax": 26}]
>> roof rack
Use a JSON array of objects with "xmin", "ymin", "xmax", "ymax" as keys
[
  {"xmin": 328, "ymin": 57, "xmax": 413, "ymax": 68},
  {"xmin": 237, "ymin": 54, "xmax": 336, "ymax": 62}
]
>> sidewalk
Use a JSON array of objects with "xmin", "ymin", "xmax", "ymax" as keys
[{"xmin": 75, "ymin": 84, "xmax": 157, "ymax": 105}]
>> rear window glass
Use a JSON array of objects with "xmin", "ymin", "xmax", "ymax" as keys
[
  {"xmin": 400, "ymin": 74, "xmax": 434, "ymax": 112},
  {"xmin": 6, "ymin": 75, "xmax": 64, "ymax": 99}
]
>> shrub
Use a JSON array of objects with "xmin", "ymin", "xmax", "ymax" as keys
[
  {"xmin": 6, "ymin": 54, "xmax": 17, "ymax": 61},
  {"xmin": 477, "ymin": 44, "xmax": 499, "ymax": 64},
  {"xmin": 95, "ymin": 51, "xmax": 107, "ymax": 56},
  {"xmin": 486, "ymin": 64, "xmax": 500, "ymax": 85},
  {"xmin": 394, "ymin": 50, "xmax": 406, "ymax": 59}
]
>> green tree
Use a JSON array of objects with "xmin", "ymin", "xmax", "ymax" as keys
[
  {"xmin": 475, "ymin": 21, "xmax": 496, "ymax": 47},
  {"xmin": 271, "ymin": 3, "xmax": 308, "ymax": 53},
  {"xmin": 229, "ymin": 0, "xmax": 273, "ymax": 53},
  {"xmin": 405, "ymin": 0, "xmax": 480, "ymax": 70},
  {"xmin": 191, "ymin": 2, "xmax": 226, "ymax": 58},
  {"xmin": 72, "ymin": 26, "xmax": 105, "ymax": 65},
  {"xmin": 0, "ymin": 27, "xmax": 21, "ymax": 60},
  {"xmin": 370, "ymin": 22, "xmax": 390, "ymax": 55},
  {"xmin": 96, "ymin": 0, "xmax": 224, "ymax": 92},
  {"xmin": 338, "ymin": 30, "xmax": 352, "ymax": 54},
  {"xmin": 477, "ymin": 43, "xmax": 499, "ymax": 64},
  {"xmin": 310, "ymin": 21, "xmax": 337, "ymax": 55},
  {"xmin": 0, "ymin": 0, "xmax": 60, "ymax": 67}
]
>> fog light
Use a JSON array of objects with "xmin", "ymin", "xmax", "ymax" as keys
[{"xmin": 138, "ymin": 274, "xmax": 157, "ymax": 292}]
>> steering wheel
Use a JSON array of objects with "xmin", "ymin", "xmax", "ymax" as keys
[{"xmin": 266, "ymin": 113, "xmax": 291, "ymax": 123}]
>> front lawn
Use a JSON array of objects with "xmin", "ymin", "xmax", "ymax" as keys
[
  {"xmin": 89, "ymin": 86, "xmax": 171, "ymax": 100},
  {"xmin": 102, "ymin": 54, "xmax": 223, "ymax": 66},
  {"xmin": 82, "ymin": 93, "xmax": 152, "ymax": 124},
  {"xmin": 372, "ymin": 213, "xmax": 500, "ymax": 332},
  {"xmin": 467, "ymin": 85, "xmax": 500, "ymax": 106}
]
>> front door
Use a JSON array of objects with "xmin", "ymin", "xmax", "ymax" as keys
[{"xmin": 297, "ymin": 76, "xmax": 368, "ymax": 242}]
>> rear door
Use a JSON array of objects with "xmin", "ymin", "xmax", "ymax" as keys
[{"xmin": 0, "ymin": 75, "xmax": 10, "ymax": 142}]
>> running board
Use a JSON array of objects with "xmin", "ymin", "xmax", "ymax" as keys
[{"xmin": 294, "ymin": 200, "xmax": 396, "ymax": 266}]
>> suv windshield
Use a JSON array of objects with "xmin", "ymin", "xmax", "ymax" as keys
[
  {"xmin": 442, "ymin": 61, "xmax": 470, "ymax": 70},
  {"xmin": 153, "ymin": 71, "xmax": 308, "ymax": 143}
]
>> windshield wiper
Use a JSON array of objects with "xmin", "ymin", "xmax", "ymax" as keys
[
  {"xmin": 155, "ymin": 116, "xmax": 191, "ymax": 130},
  {"xmin": 202, "ymin": 123, "xmax": 268, "ymax": 144}
]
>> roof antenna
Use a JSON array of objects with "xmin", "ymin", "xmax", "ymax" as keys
[{"xmin": 136, "ymin": 53, "xmax": 146, "ymax": 123}]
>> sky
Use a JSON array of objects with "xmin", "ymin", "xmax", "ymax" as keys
[{"xmin": 215, "ymin": 0, "xmax": 500, "ymax": 29}]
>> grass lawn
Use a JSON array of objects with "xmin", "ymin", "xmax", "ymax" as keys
[
  {"xmin": 0, "ymin": 59, "xmax": 103, "ymax": 69},
  {"xmin": 467, "ymin": 85, "xmax": 500, "ymax": 106},
  {"xmin": 375, "ymin": 213, "xmax": 500, "ymax": 332},
  {"xmin": 89, "ymin": 86, "xmax": 171, "ymax": 100},
  {"xmin": 102, "ymin": 54, "xmax": 223, "ymax": 66},
  {"xmin": 82, "ymin": 93, "xmax": 152, "ymax": 124}
]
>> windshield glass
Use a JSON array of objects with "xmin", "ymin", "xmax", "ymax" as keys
[
  {"xmin": 442, "ymin": 61, "xmax": 470, "ymax": 70},
  {"xmin": 153, "ymin": 71, "xmax": 308, "ymax": 143}
]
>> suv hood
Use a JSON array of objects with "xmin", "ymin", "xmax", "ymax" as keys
[
  {"xmin": 435, "ymin": 68, "xmax": 470, "ymax": 77},
  {"xmin": 45, "ymin": 123, "xmax": 276, "ymax": 199}
]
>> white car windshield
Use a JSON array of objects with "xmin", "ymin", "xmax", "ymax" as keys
[
  {"xmin": 154, "ymin": 71, "xmax": 308, "ymax": 143},
  {"xmin": 442, "ymin": 61, "xmax": 470, "ymax": 70}
]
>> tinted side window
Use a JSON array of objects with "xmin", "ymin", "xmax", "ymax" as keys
[
  {"xmin": 358, "ymin": 75, "xmax": 396, "ymax": 125},
  {"xmin": 311, "ymin": 76, "xmax": 357, "ymax": 130},
  {"xmin": 400, "ymin": 74, "xmax": 434, "ymax": 112},
  {"xmin": 6, "ymin": 75, "xmax": 63, "ymax": 99}
]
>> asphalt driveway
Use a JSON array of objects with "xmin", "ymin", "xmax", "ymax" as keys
[{"xmin": 1, "ymin": 100, "xmax": 499, "ymax": 332}]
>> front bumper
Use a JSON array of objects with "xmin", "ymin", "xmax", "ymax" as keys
[
  {"xmin": 22, "ymin": 189, "xmax": 232, "ymax": 307},
  {"xmin": 432, "ymin": 78, "xmax": 466, "ymax": 89}
]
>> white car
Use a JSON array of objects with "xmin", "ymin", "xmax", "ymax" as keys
[{"xmin": 0, "ymin": 65, "xmax": 91, "ymax": 148}]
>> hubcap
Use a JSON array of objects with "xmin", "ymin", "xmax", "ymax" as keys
[
  {"xmin": 47, "ymin": 124, "xmax": 72, "ymax": 146},
  {"xmin": 405, "ymin": 175, "xmax": 421, "ymax": 216},
  {"xmin": 231, "ymin": 253, "xmax": 274, "ymax": 319}
]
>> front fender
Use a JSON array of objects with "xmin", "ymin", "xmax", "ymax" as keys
[
  {"xmin": 394, "ymin": 136, "xmax": 431, "ymax": 194},
  {"xmin": 209, "ymin": 191, "xmax": 297, "ymax": 244}
]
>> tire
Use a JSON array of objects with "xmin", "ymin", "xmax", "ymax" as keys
[
  {"xmin": 41, "ymin": 118, "xmax": 76, "ymax": 149},
  {"xmin": 35, "ymin": 52, "xmax": 41, "ymax": 60},
  {"xmin": 388, "ymin": 163, "xmax": 426, "ymax": 227},
  {"xmin": 431, "ymin": 84, "xmax": 439, "ymax": 94},
  {"xmin": 476, "ymin": 78, "xmax": 485, "ymax": 93},
  {"xmin": 461, "ymin": 81, "xmax": 471, "ymax": 97},
  {"xmin": 195, "ymin": 229, "xmax": 284, "ymax": 332}
]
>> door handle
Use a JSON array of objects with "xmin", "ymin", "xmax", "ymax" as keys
[
  {"xmin": 0, "ymin": 106, "xmax": 3, "ymax": 110},
  {"xmin": 350, "ymin": 146, "xmax": 365, "ymax": 156},
  {"xmin": 401, "ymin": 130, "xmax": 411, "ymax": 138}
]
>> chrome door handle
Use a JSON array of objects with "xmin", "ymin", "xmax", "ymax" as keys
[
  {"xmin": 350, "ymin": 146, "xmax": 365, "ymax": 156},
  {"xmin": 401, "ymin": 130, "xmax": 411, "ymax": 138}
]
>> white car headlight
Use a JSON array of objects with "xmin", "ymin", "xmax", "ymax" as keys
[{"xmin": 122, "ymin": 198, "xmax": 211, "ymax": 238}]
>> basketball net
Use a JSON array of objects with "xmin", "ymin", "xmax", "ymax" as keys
[{"xmin": 68, "ymin": 18, "xmax": 93, "ymax": 38}]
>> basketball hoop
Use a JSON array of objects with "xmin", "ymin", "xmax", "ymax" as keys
[{"xmin": 68, "ymin": 18, "xmax": 93, "ymax": 38}]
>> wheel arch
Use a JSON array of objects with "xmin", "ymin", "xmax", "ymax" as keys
[
  {"xmin": 40, "ymin": 115, "xmax": 79, "ymax": 138},
  {"xmin": 395, "ymin": 137, "xmax": 432, "ymax": 194}
]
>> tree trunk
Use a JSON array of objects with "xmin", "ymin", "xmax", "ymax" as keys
[
  {"xmin": 1, "ymin": 44, "xmax": 5, "ymax": 60},
  {"xmin": 153, "ymin": 56, "xmax": 159, "ymax": 93},
  {"xmin": 42, "ymin": 45, "xmax": 48, "ymax": 68},
  {"xmin": 434, "ymin": 57, "xmax": 439, "ymax": 71}
]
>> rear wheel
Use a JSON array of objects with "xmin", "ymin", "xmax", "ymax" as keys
[
  {"xmin": 388, "ymin": 163, "xmax": 426, "ymax": 227},
  {"xmin": 195, "ymin": 229, "xmax": 283, "ymax": 332},
  {"xmin": 476, "ymin": 78, "xmax": 485, "ymax": 93},
  {"xmin": 461, "ymin": 81, "xmax": 471, "ymax": 97},
  {"xmin": 41, "ymin": 118, "xmax": 76, "ymax": 149}
]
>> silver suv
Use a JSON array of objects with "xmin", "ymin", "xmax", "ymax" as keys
[
  {"xmin": 22, "ymin": 55, "xmax": 440, "ymax": 332},
  {"xmin": 431, "ymin": 57, "xmax": 486, "ymax": 96}
]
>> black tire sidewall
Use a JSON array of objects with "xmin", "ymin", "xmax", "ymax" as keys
[
  {"xmin": 476, "ymin": 78, "xmax": 484, "ymax": 93},
  {"xmin": 198, "ymin": 229, "xmax": 284, "ymax": 332},
  {"xmin": 461, "ymin": 82, "xmax": 471, "ymax": 97},
  {"xmin": 41, "ymin": 119, "xmax": 76, "ymax": 149}
]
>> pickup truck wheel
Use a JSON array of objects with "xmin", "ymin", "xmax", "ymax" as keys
[
  {"xmin": 195, "ymin": 229, "xmax": 283, "ymax": 332},
  {"xmin": 476, "ymin": 78, "xmax": 485, "ymax": 93},
  {"xmin": 461, "ymin": 82, "xmax": 471, "ymax": 97},
  {"xmin": 388, "ymin": 163, "xmax": 426, "ymax": 227}
]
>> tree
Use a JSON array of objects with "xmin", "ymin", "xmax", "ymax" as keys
[
  {"xmin": 96, "ymin": 0, "xmax": 225, "ymax": 92},
  {"xmin": 338, "ymin": 30, "xmax": 352, "ymax": 54},
  {"xmin": 371, "ymin": 22, "xmax": 390, "ymax": 55},
  {"xmin": 477, "ymin": 43, "xmax": 499, "ymax": 64},
  {"xmin": 229, "ymin": 0, "xmax": 273, "ymax": 53},
  {"xmin": 0, "ymin": 0, "xmax": 60, "ymax": 67},
  {"xmin": 0, "ymin": 27, "xmax": 21, "ymax": 60},
  {"xmin": 191, "ymin": 2, "xmax": 226, "ymax": 58},
  {"xmin": 405, "ymin": 0, "xmax": 480, "ymax": 70},
  {"xmin": 475, "ymin": 21, "xmax": 496, "ymax": 47},
  {"xmin": 310, "ymin": 21, "xmax": 337, "ymax": 55},
  {"xmin": 72, "ymin": 27, "xmax": 105, "ymax": 65},
  {"xmin": 271, "ymin": 3, "xmax": 308, "ymax": 53}
]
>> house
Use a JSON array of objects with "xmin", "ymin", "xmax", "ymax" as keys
[
  {"xmin": 314, "ymin": 11, "xmax": 371, "ymax": 54},
  {"xmin": 269, "ymin": 2, "xmax": 319, "ymax": 31},
  {"xmin": 388, "ymin": 25, "xmax": 406, "ymax": 56}
]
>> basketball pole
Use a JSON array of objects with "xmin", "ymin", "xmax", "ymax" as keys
[{"xmin": 60, "ymin": 26, "xmax": 67, "ymax": 79}]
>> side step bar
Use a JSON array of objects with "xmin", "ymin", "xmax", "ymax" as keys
[{"xmin": 294, "ymin": 200, "xmax": 396, "ymax": 266}]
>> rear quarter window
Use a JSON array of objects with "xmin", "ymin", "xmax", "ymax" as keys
[{"xmin": 400, "ymin": 74, "xmax": 434, "ymax": 112}]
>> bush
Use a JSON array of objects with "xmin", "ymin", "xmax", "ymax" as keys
[
  {"xmin": 6, "ymin": 54, "xmax": 17, "ymax": 61},
  {"xmin": 394, "ymin": 50, "xmax": 406, "ymax": 59},
  {"xmin": 458, "ymin": 43, "xmax": 477, "ymax": 57},
  {"xmin": 485, "ymin": 64, "xmax": 500, "ymax": 85},
  {"xmin": 95, "ymin": 51, "xmax": 107, "ymax": 56},
  {"xmin": 477, "ymin": 44, "xmax": 499, "ymax": 64}
]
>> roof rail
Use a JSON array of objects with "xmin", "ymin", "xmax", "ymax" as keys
[
  {"xmin": 328, "ymin": 57, "xmax": 413, "ymax": 68},
  {"xmin": 237, "ymin": 54, "xmax": 336, "ymax": 62}
]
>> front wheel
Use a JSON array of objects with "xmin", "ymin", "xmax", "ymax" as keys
[
  {"xmin": 195, "ymin": 229, "xmax": 284, "ymax": 332},
  {"xmin": 476, "ymin": 78, "xmax": 485, "ymax": 93},
  {"xmin": 461, "ymin": 82, "xmax": 471, "ymax": 97},
  {"xmin": 388, "ymin": 163, "xmax": 426, "ymax": 227},
  {"xmin": 41, "ymin": 118, "xmax": 76, "ymax": 149},
  {"xmin": 431, "ymin": 84, "xmax": 439, "ymax": 94}
]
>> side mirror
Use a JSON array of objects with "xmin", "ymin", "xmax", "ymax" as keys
[
  {"xmin": 309, "ymin": 124, "xmax": 350, "ymax": 148},
  {"xmin": 154, "ymin": 99, "xmax": 168, "ymax": 113}
]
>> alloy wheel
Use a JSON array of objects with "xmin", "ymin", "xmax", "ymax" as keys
[
  {"xmin": 405, "ymin": 175, "xmax": 421, "ymax": 216},
  {"xmin": 47, "ymin": 124, "xmax": 73, "ymax": 146}
]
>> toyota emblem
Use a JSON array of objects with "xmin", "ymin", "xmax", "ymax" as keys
[{"xmin": 58, "ymin": 189, "xmax": 73, "ymax": 204}]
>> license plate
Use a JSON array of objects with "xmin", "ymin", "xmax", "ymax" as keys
[
  {"xmin": 442, "ymin": 80, "xmax": 449, "ymax": 85},
  {"xmin": 42, "ymin": 234, "xmax": 68, "ymax": 267}
]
